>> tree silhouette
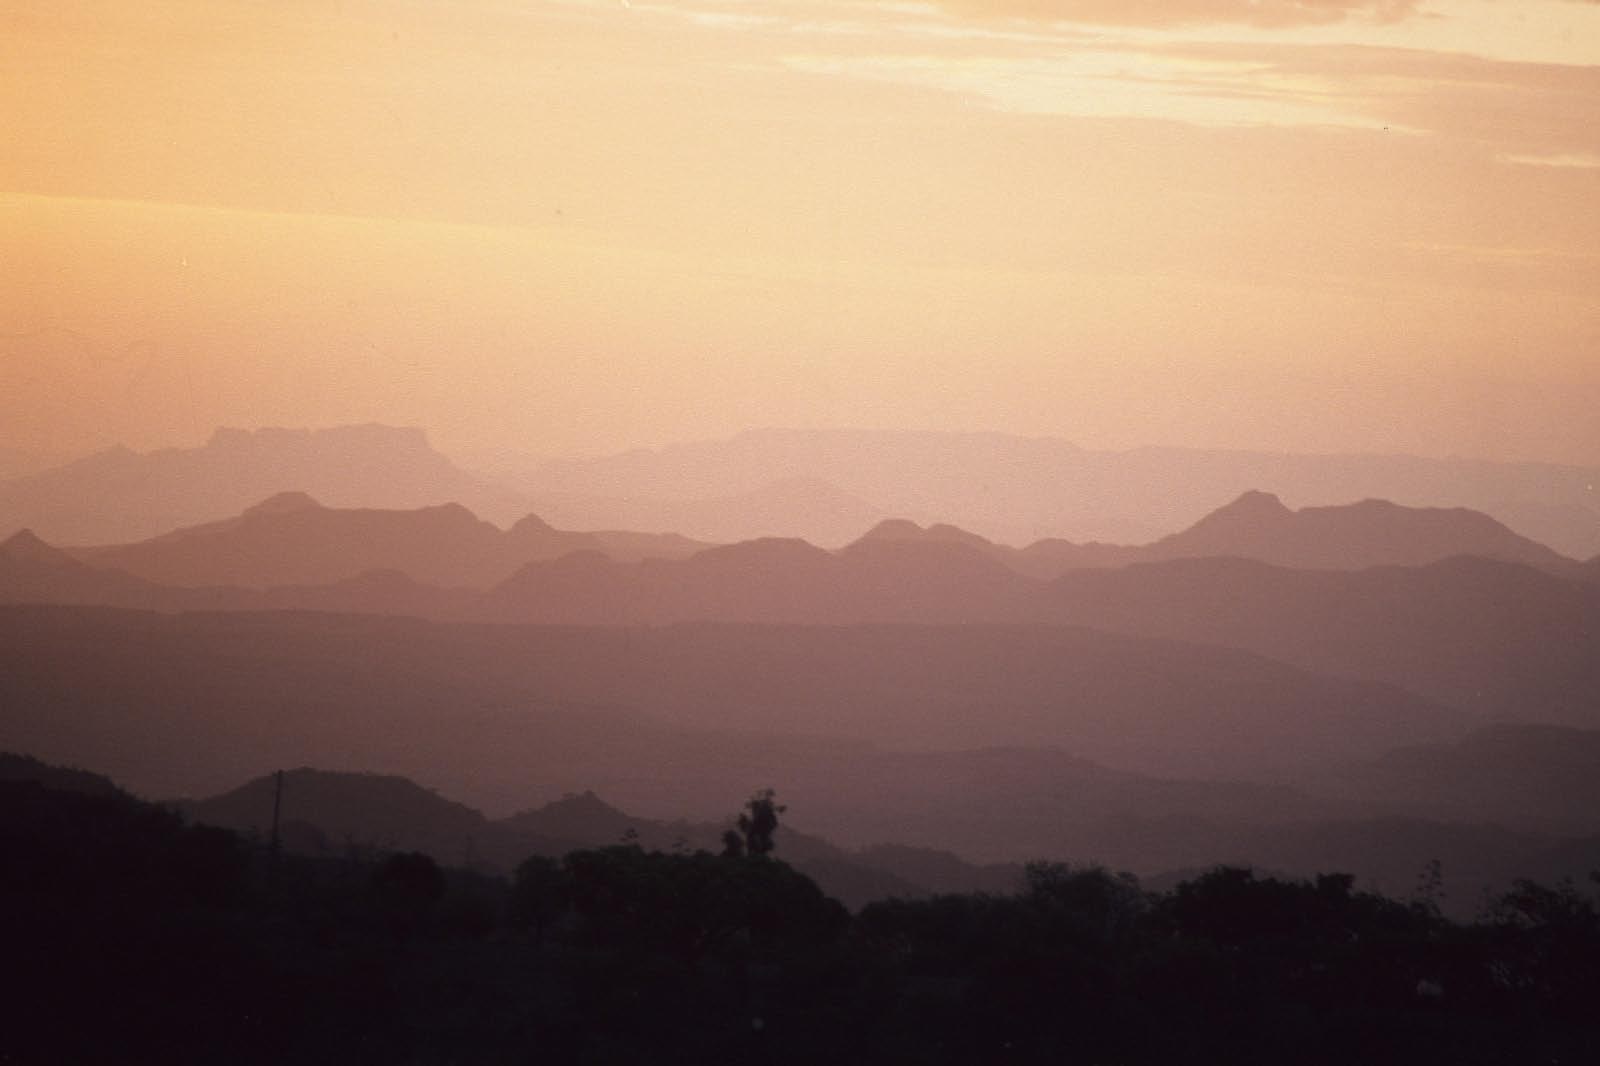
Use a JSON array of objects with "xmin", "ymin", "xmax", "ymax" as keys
[
  {"xmin": 371, "ymin": 850, "xmax": 445, "ymax": 939},
  {"xmin": 735, "ymin": 788, "xmax": 785, "ymax": 858}
]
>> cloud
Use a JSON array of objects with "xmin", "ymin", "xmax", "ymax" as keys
[
  {"xmin": 936, "ymin": 0, "xmax": 1422, "ymax": 29},
  {"xmin": 1145, "ymin": 41, "xmax": 1600, "ymax": 154}
]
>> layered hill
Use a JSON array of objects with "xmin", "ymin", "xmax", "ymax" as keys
[
  {"xmin": 7, "ymin": 494, "xmax": 1598, "ymax": 731},
  {"xmin": 1044, "ymin": 555, "xmax": 1600, "ymax": 725},
  {"xmin": 0, "ymin": 424, "xmax": 533, "ymax": 544},
  {"xmin": 67, "ymin": 492, "xmax": 705, "ymax": 589},
  {"xmin": 1136, "ymin": 491, "xmax": 1577, "ymax": 573},
  {"xmin": 0, "ymin": 605, "xmax": 1462, "ymax": 807},
  {"xmin": 168, "ymin": 761, "xmax": 1600, "ymax": 915},
  {"xmin": 498, "ymin": 427, "xmax": 1600, "ymax": 559},
  {"xmin": 1310, "ymin": 724, "xmax": 1600, "ymax": 835},
  {"xmin": 0, "ymin": 751, "xmax": 125, "ymax": 799},
  {"xmin": 178, "ymin": 769, "xmax": 933, "ymax": 907},
  {"xmin": 879, "ymin": 491, "xmax": 1581, "ymax": 579}
]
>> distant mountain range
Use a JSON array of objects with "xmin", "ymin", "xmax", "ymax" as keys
[
  {"xmin": 9, "ymin": 424, "xmax": 1597, "ymax": 559},
  {"xmin": 6, "ymin": 422, "xmax": 1596, "ymax": 923},
  {"xmin": 859, "ymin": 489, "xmax": 1581, "ymax": 578},
  {"xmin": 495, "ymin": 427, "xmax": 1600, "ymax": 558},
  {"xmin": 69, "ymin": 491, "xmax": 705, "ymax": 589},
  {"xmin": 0, "ymin": 424, "xmax": 531, "ymax": 545},
  {"xmin": 4, "ymin": 483, "xmax": 1584, "ymax": 605},
  {"xmin": 0, "ymin": 605, "xmax": 1465, "ymax": 808},
  {"xmin": 6, "ymin": 490, "xmax": 1598, "ymax": 730}
]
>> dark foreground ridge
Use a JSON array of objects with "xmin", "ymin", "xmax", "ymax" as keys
[{"xmin": 4, "ymin": 758, "xmax": 1598, "ymax": 1065}]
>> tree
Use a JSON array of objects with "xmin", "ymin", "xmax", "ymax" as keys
[
  {"xmin": 370, "ymin": 850, "xmax": 446, "ymax": 941},
  {"xmin": 735, "ymin": 788, "xmax": 785, "ymax": 858}
]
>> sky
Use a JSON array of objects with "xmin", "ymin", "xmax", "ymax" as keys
[{"xmin": 2, "ymin": 0, "xmax": 1598, "ymax": 465}]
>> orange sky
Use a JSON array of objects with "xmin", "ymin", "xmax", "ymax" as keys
[{"xmin": 3, "ymin": 0, "xmax": 1598, "ymax": 465}]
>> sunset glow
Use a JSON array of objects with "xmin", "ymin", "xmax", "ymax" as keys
[{"xmin": 3, "ymin": 0, "xmax": 1597, "ymax": 462}]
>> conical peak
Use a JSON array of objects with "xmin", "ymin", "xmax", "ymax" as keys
[
  {"xmin": 1221, "ymin": 490, "xmax": 1289, "ymax": 516},
  {"xmin": 0, "ymin": 528, "xmax": 54, "ymax": 558},
  {"xmin": 860, "ymin": 518, "xmax": 925, "ymax": 540},
  {"xmin": 244, "ymin": 491, "xmax": 323, "ymax": 516}
]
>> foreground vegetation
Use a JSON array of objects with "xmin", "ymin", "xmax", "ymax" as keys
[{"xmin": 3, "ymin": 777, "xmax": 1597, "ymax": 1065}]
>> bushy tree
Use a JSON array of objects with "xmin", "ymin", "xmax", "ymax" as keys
[{"xmin": 736, "ymin": 788, "xmax": 785, "ymax": 858}]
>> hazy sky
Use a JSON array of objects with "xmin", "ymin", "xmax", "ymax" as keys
[{"xmin": 3, "ymin": 0, "xmax": 1598, "ymax": 464}]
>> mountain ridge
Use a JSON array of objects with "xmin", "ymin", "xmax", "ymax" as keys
[
  {"xmin": 496, "ymin": 427, "xmax": 1600, "ymax": 558},
  {"xmin": 0, "ymin": 424, "xmax": 533, "ymax": 545}
]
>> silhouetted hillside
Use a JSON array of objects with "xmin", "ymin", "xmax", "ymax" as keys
[
  {"xmin": 179, "ymin": 768, "xmax": 508, "ymax": 866},
  {"xmin": 175, "ymin": 769, "xmax": 932, "ymax": 907},
  {"xmin": 154, "ymin": 760, "xmax": 1600, "ymax": 916},
  {"xmin": 497, "ymin": 790, "xmax": 928, "ymax": 908},
  {"xmin": 10, "ymin": 761, "xmax": 1599, "ymax": 1065},
  {"xmin": 0, "ymin": 750, "xmax": 125, "ymax": 798}
]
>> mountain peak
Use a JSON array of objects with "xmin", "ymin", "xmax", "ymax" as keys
[
  {"xmin": 924, "ymin": 522, "xmax": 995, "ymax": 549},
  {"xmin": 0, "ymin": 528, "xmax": 56, "ymax": 560},
  {"xmin": 859, "ymin": 518, "xmax": 925, "ymax": 541},
  {"xmin": 539, "ymin": 789, "xmax": 627, "ymax": 820},
  {"xmin": 505, "ymin": 790, "xmax": 637, "ymax": 840},
  {"xmin": 849, "ymin": 518, "xmax": 996, "ymax": 553},
  {"xmin": 509, "ymin": 512, "xmax": 557, "ymax": 536},
  {"xmin": 1219, "ymin": 490, "xmax": 1291, "ymax": 518},
  {"xmin": 243, "ymin": 491, "xmax": 323, "ymax": 517},
  {"xmin": 1179, "ymin": 490, "xmax": 1292, "ymax": 536},
  {"xmin": 692, "ymin": 537, "xmax": 831, "ymax": 568}
]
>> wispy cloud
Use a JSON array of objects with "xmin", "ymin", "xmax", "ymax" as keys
[
  {"xmin": 935, "ymin": 0, "xmax": 1421, "ymax": 29},
  {"xmin": 781, "ymin": 49, "xmax": 1401, "ymax": 129},
  {"xmin": 1501, "ymin": 152, "xmax": 1600, "ymax": 168}
]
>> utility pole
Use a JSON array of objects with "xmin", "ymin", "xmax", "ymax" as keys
[{"xmin": 268, "ymin": 769, "xmax": 284, "ymax": 882}]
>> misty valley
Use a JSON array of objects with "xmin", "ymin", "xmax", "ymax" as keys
[
  {"xmin": 3, "ymin": 426, "xmax": 1599, "ymax": 1063},
  {"xmin": 10, "ymin": 0, "xmax": 1600, "ymax": 1056}
]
